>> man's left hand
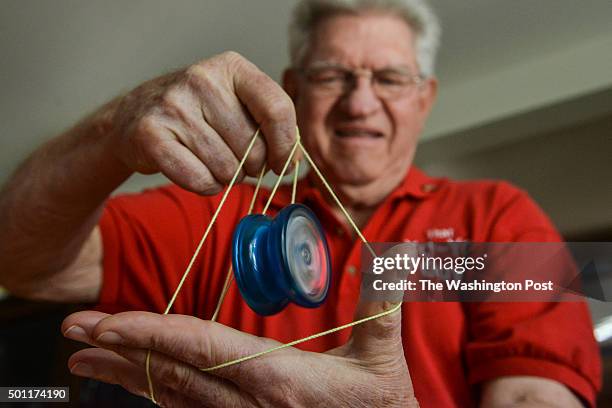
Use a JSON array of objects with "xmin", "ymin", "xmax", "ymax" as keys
[{"xmin": 62, "ymin": 301, "xmax": 418, "ymax": 407}]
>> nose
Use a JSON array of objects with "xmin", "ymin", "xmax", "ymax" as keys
[{"xmin": 339, "ymin": 77, "xmax": 383, "ymax": 117}]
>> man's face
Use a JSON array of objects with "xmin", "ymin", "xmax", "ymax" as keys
[{"xmin": 285, "ymin": 13, "xmax": 437, "ymax": 188}]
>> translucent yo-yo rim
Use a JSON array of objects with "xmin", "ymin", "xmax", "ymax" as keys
[{"xmin": 277, "ymin": 204, "xmax": 331, "ymax": 307}]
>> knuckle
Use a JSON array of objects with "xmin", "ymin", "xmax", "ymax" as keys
[
  {"xmin": 376, "ymin": 312, "xmax": 402, "ymax": 338},
  {"xmin": 184, "ymin": 63, "xmax": 211, "ymax": 86},
  {"xmin": 160, "ymin": 87, "xmax": 184, "ymax": 110},
  {"xmin": 267, "ymin": 94, "xmax": 295, "ymax": 123},
  {"xmin": 214, "ymin": 161, "xmax": 238, "ymax": 185},
  {"xmin": 194, "ymin": 176, "xmax": 223, "ymax": 195},
  {"xmin": 221, "ymin": 51, "xmax": 255, "ymax": 78},
  {"xmin": 192, "ymin": 51, "xmax": 246, "ymax": 81},
  {"xmin": 147, "ymin": 137, "xmax": 171, "ymax": 161},
  {"xmin": 185, "ymin": 63, "xmax": 206, "ymax": 77},
  {"xmin": 244, "ymin": 155, "xmax": 266, "ymax": 176},
  {"xmin": 135, "ymin": 115, "xmax": 158, "ymax": 136},
  {"xmin": 219, "ymin": 50, "xmax": 244, "ymax": 65},
  {"xmin": 244, "ymin": 140, "xmax": 267, "ymax": 174},
  {"xmin": 147, "ymin": 331, "xmax": 166, "ymax": 352},
  {"xmin": 165, "ymin": 363, "xmax": 195, "ymax": 392},
  {"xmin": 256, "ymin": 375, "xmax": 296, "ymax": 406},
  {"xmin": 266, "ymin": 97, "xmax": 290, "ymax": 120}
]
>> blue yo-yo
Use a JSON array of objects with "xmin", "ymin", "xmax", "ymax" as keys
[{"xmin": 232, "ymin": 204, "xmax": 331, "ymax": 316}]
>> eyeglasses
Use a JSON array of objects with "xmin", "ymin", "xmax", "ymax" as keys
[{"xmin": 299, "ymin": 62, "xmax": 425, "ymax": 100}]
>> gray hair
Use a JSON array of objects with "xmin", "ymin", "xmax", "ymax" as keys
[{"xmin": 289, "ymin": 0, "xmax": 441, "ymax": 77}]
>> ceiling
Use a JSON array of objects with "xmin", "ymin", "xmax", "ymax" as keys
[
  {"xmin": 430, "ymin": 0, "xmax": 612, "ymax": 85},
  {"xmin": 1, "ymin": 0, "xmax": 611, "ymax": 183}
]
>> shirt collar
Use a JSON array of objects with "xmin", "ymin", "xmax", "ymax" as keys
[
  {"xmin": 266, "ymin": 166, "xmax": 443, "ymax": 210},
  {"xmin": 390, "ymin": 166, "xmax": 443, "ymax": 200}
]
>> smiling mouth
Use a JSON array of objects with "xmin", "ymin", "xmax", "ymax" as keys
[{"xmin": 334, "ymin": 129, "xmax": 384, "ymax": 139}]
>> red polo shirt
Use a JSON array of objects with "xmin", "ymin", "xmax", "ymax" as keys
[{"xmin": 97, "ymin": 167, "xmax": 601, "ymax": 407}]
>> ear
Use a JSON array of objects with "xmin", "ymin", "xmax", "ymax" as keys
[
  {"xmin": 416, "ymin": 76, "xmax": 437, "ymax": 119},
  {"xmin": 282, "ymin": 68, "xmax": 300, "ymax": 102}
]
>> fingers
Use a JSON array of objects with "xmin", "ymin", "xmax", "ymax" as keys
[
  {"xmin": 64, "ymin": 312, "xmax": 257, "ymax": 407},
  {"xmin": 68, "ymin": 347, "xmax": 156, "ymax": 401},
  {"xmin": 172, "ymin": 115, "xmax": 244, "ymax": 185},
  {"xmin": 114, "ymin": 51, "xmax": 296, "ymax": 193},
  {"xmin": 62, "ymin": 310, "xmax": 109, "ymax": 346},
  {"xmin": 151, "ymin": 89, "xmax": 248, "ymax": 185},
  {"xmin": 68, "ymin": 348, "xmax": 211, "ymax": 408},
  {"xmin": 90, "ymin": 346, "xmax": 252, "ymax": 407},
  {"xmin": 185, "ymin": 60, "xmax": 267, "ymax": 177},
  {"xmin": 150, "ymin": 134, "xmax": 225, "ymax": 195},
  {"xmin": 125, "ymin": 116, "xmax": 224, "ymax": 194},
  {"xmin": 95, "ymin": 312, "xmax": 278, "ymax": 381},
  {"xmin": 64, "ymin": 310, "xmax": 283, "ymax": 386},
  {"xmin": 228, "ymin": 52, "xmax": 297, "ymax": 174},
  {"xmin": 62, "ymin": 309, "xmax": 414, "ymax": 407}
]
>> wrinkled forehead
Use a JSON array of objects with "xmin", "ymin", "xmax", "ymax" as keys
[{"xmin": 304, "ymin": 12, "xmax": 418, "ymax": 70}]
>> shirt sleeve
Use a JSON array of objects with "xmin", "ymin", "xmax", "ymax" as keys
[
  {"xmin": 463, "ymin": 183, "xmax": 601, "ymax": 406},
  {"xmin": 96, "ymin": 184, "xmax": 214, "ymax": 315}
]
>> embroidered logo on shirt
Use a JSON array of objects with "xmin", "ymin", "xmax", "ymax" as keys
[
  {"xmin": 403, "ymin": 227, "xmax": 466, "ymax": 242},
  {"xmin": 427, "ymin": 227, "xmax": 455, "ymax": 241}
]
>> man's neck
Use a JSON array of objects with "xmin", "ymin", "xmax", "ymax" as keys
[{"xmin": 310, "ymin": 166, "xmax": 409, "ymax": 232}]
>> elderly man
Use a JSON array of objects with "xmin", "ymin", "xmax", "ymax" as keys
[{"xmin": 0, "ymin": 0, "xmax": 600, "ymax": 406}]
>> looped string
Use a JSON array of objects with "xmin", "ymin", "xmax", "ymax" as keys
[
  {"xmin": 297, "ymin": 140, "xmax": 376, "ymax": 258},
  {"xmin": 146, "ymin": 128, "xmax": 263, "ymax": 403},
  {"xmin": 261, "ymin": 141, "xmax": 300, "ymax": 216},
  {"xmin": 210, "ymin": 164, "xmax": 268, "ymax": 323},
  {"xmin": 291, "ymin": 157, "xmax": 300, "ymax": 204},
  {"xmin": 145, "ymin": 128, "xmax": 400, "ymax": 404},
  {"xmin": 201, "ymin": 302, "xmax": 401, "ymax": 372}
]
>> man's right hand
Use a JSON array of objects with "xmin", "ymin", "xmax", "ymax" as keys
[
  {"xmin": 109, "ymin": 51, "xmax": 297, "ymax": 193},
  {"xmin": 0, "ymin": 52, "xmax": 296, "ymax": 302}
]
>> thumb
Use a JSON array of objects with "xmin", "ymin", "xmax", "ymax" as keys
[
  {"xmin": 349, "ymin": 300, "xmax": 404, "ymax": 359},
  {"xmin": 349, "ymin": 243, "xmax": 412, "ymax": 358}
]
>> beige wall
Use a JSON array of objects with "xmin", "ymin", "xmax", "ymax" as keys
[{"xmin": 416, "ymin": 115, "xmax": 612, "ymax": 237}]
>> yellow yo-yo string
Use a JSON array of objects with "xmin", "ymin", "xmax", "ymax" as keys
[{"xmin": 145, "ymin": 128, "xmax": 400, "ymax": 404}]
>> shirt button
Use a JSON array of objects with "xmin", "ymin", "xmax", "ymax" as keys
[
  {"xmin": 347, "ymin": 265, "xmax": 357, "ymax": 276},
  {"xmin": 336, "ymin": 227, "xmax": 344, "ymax": 236},
  {"xmin": 421, "ymin": 183, "xmax": 437, "ymax": 193}
]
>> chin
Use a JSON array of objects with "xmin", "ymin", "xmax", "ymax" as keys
[{"xmin": 328, "ymin": 160, "xmax": 382, "ymax": 185}]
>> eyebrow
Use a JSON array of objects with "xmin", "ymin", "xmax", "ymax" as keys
[{"xmin": 304, "ymin": 61, "xmax": 415, "ymax": 74}]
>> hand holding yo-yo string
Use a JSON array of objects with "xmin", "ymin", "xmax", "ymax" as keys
[
  {"xmin": 62, "ymin": 298, "xmax": 416, "ymax": 407},
  {"xmin": 60, "ymin": 132, "xmax": 417, "ymax": 406},
  {"xmin": 109, "ymin": 51, "xmax": 297, "ymax": 193}
]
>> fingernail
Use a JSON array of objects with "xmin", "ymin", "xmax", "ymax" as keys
[
  {"xmin": 96, "ymin": 331, "xmax": 123, "ymax": 345},
  {"xmin": 64, "ymin": 325, "xmax": 89, "ymax": 343},
  {"xmin": 70, "ymin": 362, "xmax": 94, "ymax": 377}
]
